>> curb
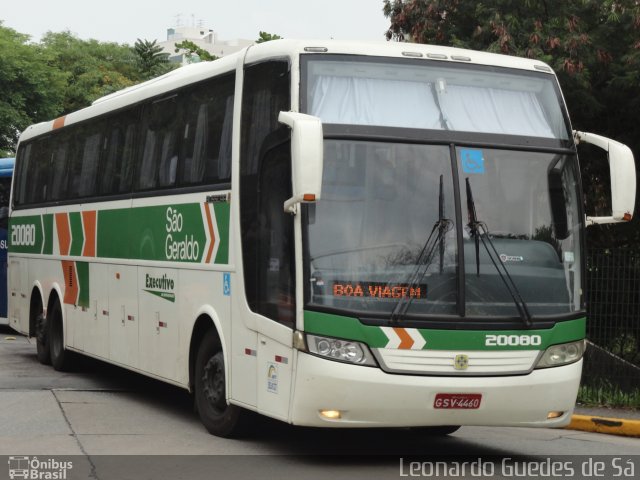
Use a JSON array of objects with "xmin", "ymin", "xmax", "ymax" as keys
[{"xmin": 567, "ymin": 415, "xmax": 640, "ymax": 437}]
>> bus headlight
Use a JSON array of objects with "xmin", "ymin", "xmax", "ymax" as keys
[
  {"xmin": 306, "ymin": 334, "xmax": 377, "ymax": 366},
  {"xmin": 535, "ymin": 340, "xmax": 586, "ymax": 368}
]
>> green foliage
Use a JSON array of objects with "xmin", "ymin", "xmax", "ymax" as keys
[
  {"xmin": 578, "ymin": 382, "xmax": 640, "ymax": 408},
  {"xmin": 0, "ymin": 25, "xmax": 182, "ymax": 153},
  {"xmin": 383, "ymin": 0, "xmax": 640, "ymax": 248},
  {"xmin": 0, "ymin": 23, "xmax": 66, "ymax": 153},
  {"xmin": 256, "ymin": 31, "xmax": 283, "ymax": 43},
  {"xmin": 174, "ymin": 40, "xmax": 217, "ymax": 62},
  {"xmin": 133, "ymin": 38, "xmax": 172, "ymax": 79},
  {"xmin": 40, "ymin": 31, "xmax": 142, "ymax": 113}
]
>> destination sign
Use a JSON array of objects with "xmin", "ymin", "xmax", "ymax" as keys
[{"xmin": 332, "ymin": 281, "xmax": 427, "ymax": 299}]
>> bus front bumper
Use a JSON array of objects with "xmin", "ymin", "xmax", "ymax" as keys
[{"xmin": 290, "ymin": 352, "xmax": 581, "ymax": 428}]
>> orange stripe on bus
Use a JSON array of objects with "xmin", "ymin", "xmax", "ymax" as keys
[
  {"xmin": 55, "ymin": 213, "xmax": 71, "ymax": 256},
  {"xmin": 393, "ymin": 327, "xmax": 415, "ymax": 349},
  {"xmin": 61, "ymin": 261, "xmax": 78, "ymax": 305},
  {"xmin": 52, "ymin": 116, "xmax": 66, "ymax": 130},
  {"xmin": 204, "ymin": 203, "xmax": 216, "ymax": 263},
  {"xmin": 81, "ymin": 210, "xmax": 97, "ymax": 257}
]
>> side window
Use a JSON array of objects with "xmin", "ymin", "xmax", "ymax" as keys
[
  {"xmin": 99, "ymin": 110, "xmax": 138, "ymax": 195},
  {"xmin": 48, "ymin": 132, "xmax": 72, "ymax": 201},
  {"xmin": 67, "ymin": 124, "xmax": 102, "ymax": 199},
  {"xmin": 29, "ymin": 138, "xmax": 52, "ymax": 204},
  {"xmin": 138, "ymin": 96, "xmax": 181, "ymax": 191},
  {"xmin": 240, "ymin": 59, "xmax": 294, "ymax": 326},
  {"xmin": 179, "ymin": 74, "xmax": 234, "ymax": 187},
  {"xmin": 78, "ymin": 131, "xmax": 102, "ymax": 197},
  {"xmin": 14, "ymin": 143, "xmax": 31, "ymax": 206}
]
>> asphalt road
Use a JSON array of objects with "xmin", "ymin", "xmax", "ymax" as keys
[{"xmin": 1, "ymin": 325, "xmax": 638, "ymax": 480}]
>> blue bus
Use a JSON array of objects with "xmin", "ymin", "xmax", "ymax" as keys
[{"xmin": 0, "ymin": 157, "xmax": 14, "ymax": 324}]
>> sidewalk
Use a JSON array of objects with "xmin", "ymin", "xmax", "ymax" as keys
[{"xmin": 568, "ymin": 406, "xmax": 640, "ymax": 437}]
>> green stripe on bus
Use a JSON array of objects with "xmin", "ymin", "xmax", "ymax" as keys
[
  {"xmin": 304, "ymin": 311, "xmax": 389, "ymax": 347},
  {"xmin": 76, "ymin": 261, "xmax": 90, "ymax": 308},
  {"xmin": 13, "ymin": 201, "xmax": 231, "ymax": 265},
  {"xmin": 128, "ymin": 204, "xmax": 207, "ymax": 262},
  {"xmin": 97, "ymin": 209, "xmax": 130, "ymax": 259},
  {"xmin": 42, "ymin": 214, "xmax": 54, "ymax": 255},
  {"xmin": 69, "ymin": 212, "xmax": 84, "ymax": 257},
  {"xmin": 303, "ymin": 310, "xmax": 586, "ymax": 350},
  {"xmin": 213, "ymin": 203, "xmax": 230, "ymax": 264},
  {"xmin": 8, "ymin": 215, "xmax": 44, "ymax": 254}
]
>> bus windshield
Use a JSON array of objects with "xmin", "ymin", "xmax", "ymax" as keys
[
  {"xmin": 305, "ymin": 141, "xmax": 583, "ymax": 319},
  {"xmin": 303, "ymin": 57, "xmax": 583, "ymax": 321}
]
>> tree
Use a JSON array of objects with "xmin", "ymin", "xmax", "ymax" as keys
[
  {"xmin": 256, "ymin": 31, "xmax": 283, "ymax": 43},
  {"xmin": 41, "ymin": 31, "xmax": 141, "ymax": 113},
  {"xmin": 0, "ymin": 23, "xmax": 66, "ymax": 154},
  {"xmin": 133, "ymin": 38, "xmax": 172, "ymax": 79},
  {"xmin": 174, "ymin": 40, "xmax": 217, "ymax": 63},
  {"xmin": 383, "ymin": 0, "xmax": 640, "ymax": 247}
]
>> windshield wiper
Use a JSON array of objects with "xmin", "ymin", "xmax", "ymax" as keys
[
  {"xmin": 465, "ymin": 178, "xmax": 533, "ymax": 327},
  {"xmin": 390, "ymin": 175, "xmax": 452, "ymax": 324}
]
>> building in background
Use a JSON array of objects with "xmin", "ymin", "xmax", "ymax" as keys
[{"xmin": 158, "ymin": 18, "xmax": 253, "ymax": 63}]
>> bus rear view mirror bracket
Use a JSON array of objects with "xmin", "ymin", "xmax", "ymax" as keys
[
  {"xmin": 574, "ymin": 130, "xmax": 636, "ymax": 226},
  {"xmin": 278, "ymin": 111, "xmax": 323, "ymax": 214}
]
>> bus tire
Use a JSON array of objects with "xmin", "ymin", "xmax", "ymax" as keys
[
  {"xmin": 48, "ymin": 300, "xmax": 73, "ymax": 371},
  {"xmin": 195, "ymin": 329, "xmax": 250, "ymax": 437},
  {"xmin": 35, "ymin": 312, "xmax": 51, "ymax": 365}
]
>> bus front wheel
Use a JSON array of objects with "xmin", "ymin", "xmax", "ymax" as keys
[{"xmin": 195, "ymin": 329, "xmax": 250, "ymax": 437}]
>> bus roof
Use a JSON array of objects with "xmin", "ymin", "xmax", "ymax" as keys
[
  {"xmin": 0, "ymin": 157, "xmax": 14, "ymax": 177},
  {"xmin": 16, "ymin": 39, "xmax": 556, "ymax": 144}
]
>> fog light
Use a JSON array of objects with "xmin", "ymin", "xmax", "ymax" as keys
[
  {"xmin": 547, "ymin": 411, "xmax": 564, "ymax": 419},
  {"xmin": 320, "ymin": 410, "xmax": 342, "ymax": 420}
]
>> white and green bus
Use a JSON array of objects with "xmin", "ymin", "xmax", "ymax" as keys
[{"xmin": 8, "ymin": 40, "xmax": 635, "ymax": 437}]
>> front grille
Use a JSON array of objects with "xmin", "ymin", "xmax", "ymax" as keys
[{"xmin": 373, "ymin": 348, "xmax": 541, "ymax": 375}]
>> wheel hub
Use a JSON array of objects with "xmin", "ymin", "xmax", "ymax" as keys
[{"xmin": 202, "ymin": 355, "xmax": 226, "ymax": 411}]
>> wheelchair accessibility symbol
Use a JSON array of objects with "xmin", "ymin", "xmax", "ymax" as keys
[
  {"xmin": 223, "ymin": 273, "xmax": 231, "ymax": 296},
  {"xmin": 460, "ymin": 149, "xmax": 485, "ymax": 174}
]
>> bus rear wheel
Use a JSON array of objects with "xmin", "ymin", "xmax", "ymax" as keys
[
  {"xmin": 35, "ymin": 312, "xmax": 51, "ymax": 365},
  {"xmin": 194, "ymin": 329, "xmax": 251, "ymax": 437},
  {"xmin": 48, "ymin": 300, "xmax": 73, "ymax": 371}
]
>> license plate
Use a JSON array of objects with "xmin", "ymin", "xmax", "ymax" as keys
[{"xmin": 434, "ymin": 393, "xmax": 482, "ymax": 409}]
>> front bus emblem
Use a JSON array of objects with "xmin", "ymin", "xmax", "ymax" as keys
[{"xmin": 454, "ymin": 354, "xmax": 469, "ymax": 371}]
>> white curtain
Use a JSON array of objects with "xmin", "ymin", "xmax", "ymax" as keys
[
  {"xmin": 438, "ymin": 85, "xmax": 555, "ymax": 138},
  {"xmin": 309, "ymin": 75, "xmax": 556, "ymax": 138},
  {"xmin": 189, "ymin": 104, "xmax": 208, "ymax": 184},
  {"xmin": 309, "ymin": 76, "xmax": 442, "ymax": 129},
  {"xmin": 217, "ymin": 95, "xmax": 234, "ymax": 180},
  {"xmin": 139, "ymin": 131, "xmax": 157, "ymax": 190}
]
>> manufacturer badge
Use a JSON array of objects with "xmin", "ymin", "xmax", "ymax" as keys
[{"xmin": 454, "ymin": 354, "xmax": 469, "ymax": 371}]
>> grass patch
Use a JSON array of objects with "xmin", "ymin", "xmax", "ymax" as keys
[{"xmin": 578, "ymin": 382, "xmax": 640, "ymax": 408}]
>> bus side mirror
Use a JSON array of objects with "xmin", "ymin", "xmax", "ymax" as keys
[
  {"xmin": 279, "ymin": 112, "xmax": 323, "ymax": 214},
  {"xmin": 574, "ymin": 130, "xmax": 636, "ymax": 226}
]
